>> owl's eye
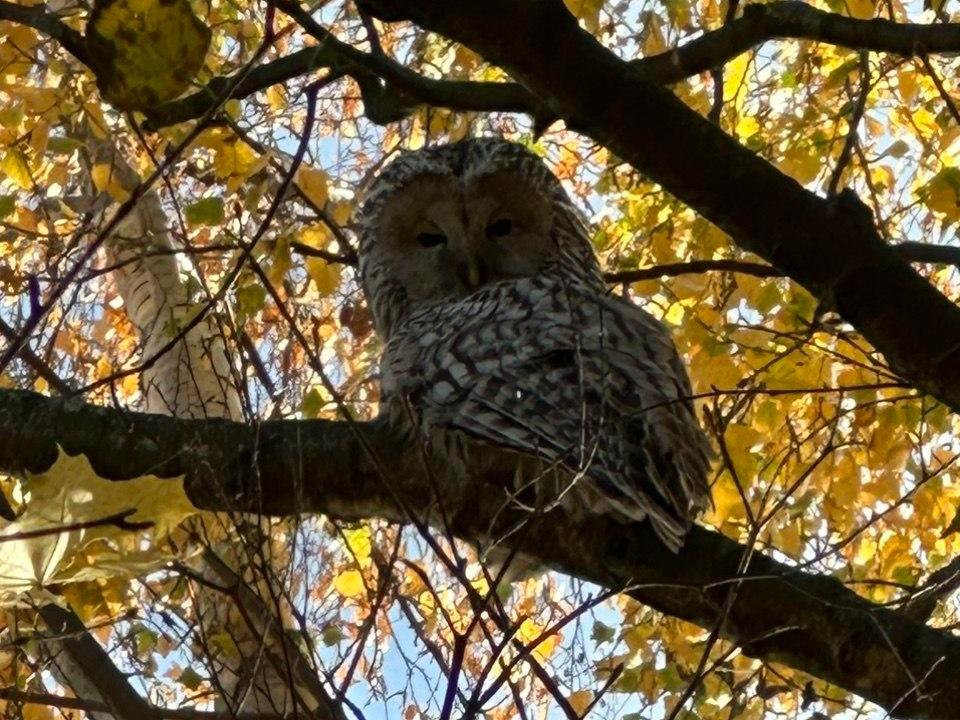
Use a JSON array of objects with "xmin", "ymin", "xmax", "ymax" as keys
[
  {"xmin": 486, "ymin": 218, "xmax": 513, "ymax": 239},
  {"xmin": 416, "ymin": 232, "xmax": 447, "ymax": 248}
]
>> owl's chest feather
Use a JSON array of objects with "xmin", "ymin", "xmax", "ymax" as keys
[{"xmin": 381, "ymin": 274, "xmax": 597, "ymax": 405}]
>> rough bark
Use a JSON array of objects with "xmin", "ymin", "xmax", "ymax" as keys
[{"xmin": 0, "ymin": 388, "xmax": 957, "ymax": 720}]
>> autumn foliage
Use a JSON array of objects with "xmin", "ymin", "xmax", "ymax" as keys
[{"xmin": 0, "ymin": 0, "xmax": 959, "ymax": 719}]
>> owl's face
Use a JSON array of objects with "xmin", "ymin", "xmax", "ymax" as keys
[
  {"xmin": 373, "ymin": 170, "xmax": 556, "ymax": 303},
  {"xmin": 358, "ymin": 138, "xmax": 601, "ymax": 337}
]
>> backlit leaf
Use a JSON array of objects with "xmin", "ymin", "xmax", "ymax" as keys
[
  {"xmin": 185, "ymin": 197, "xmax": 225, "ymax": 226},
  {"xmin": 86, "ymin": 0, "xmax": 211, "ymax": 110},
  {"xmin": 297, "ymin": 165, "xmax": 329, "ymax": 208},
  {"xmin": 0, "ymin": 149, "xmax": 31, "ymax": 189},
  {"xmin": 333, "ymin": 569, "xmax": 365, "ymax": 598}
]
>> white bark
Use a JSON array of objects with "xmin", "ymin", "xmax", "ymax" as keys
[{"xmin": 76, "ymin": 137, "xmax": 342, "ymax": 719}]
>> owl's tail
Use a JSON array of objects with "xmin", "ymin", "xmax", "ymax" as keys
[{"xmin": 613, "ymin": 406, "xmax": 714, "ymax": 552}]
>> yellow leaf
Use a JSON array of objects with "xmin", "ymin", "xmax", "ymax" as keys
[
  {"xmin": 307, "ymin": 258, "xmax": 341, "ymax": 296},
  {"xmin": 723, "ymin": 53, "xmax": 751, "ymax": 105},
  {"xmin": 736, "ymin": 114, "xmax": 759, "ymax": 139},
  {"xmin": 640, "ymin": 13, "xmax": 667, "ymax": 57},
  {"xmin": 898, "ymin": 68, "xmax": 918, "ymax": 105},
  {"xmin": 707, "ymin": 472, "xmax": 746, "ymax": 525},
  {"xmin": 329, "ymin": 198, "xmax": 353, "ymax": 225},
  {"xmin": 724, "ymin": 423, "xmax": 764, "ymax": 477},
  {"xmin": 266, "ymin": 84, "xmax": 286, "ymax": 113},
  {"xmin": 343, "ymin": 526, "xmax": 372, "ymax": 568},
  {"xmin": 831, "ymin": 468, "xmax": 860, "ymax": 506},
  {"xmin": 417, "ymin": 589, "xmax": 435, "ymax": 617},
  {"xmin": 334, "ymin": 569, "xmax": 366, "ymax": 598},
  {"xmin": 623, "ymin": 624, "xmax": 653, "ymax": 654},
  {"xmin": 517, "ymin": 618, "xmax": 559, "ymax": 661},
  {"xmin": 211, "ymin": 138, "xmax": 263, "ymax": 191},
  {"xmin": 299, "ymin": 223, "xmax": 331, "ymax": 248},
  {"xmin": 84, "ymin": 101, "xmax": 110, "ymax": 139},
  {"xmin": 23, "ymin": 704, "xmax": 54, "ymax": 720},
  {"xmin": 855, "ymin": 536, "xmax": 878, "ymax": 565},
  {"xmin": 567, "ymin": 691, "xmax": 593, "ymax": 715},
  {"xmin": 778, "ymin": 146, "xmax": 821, "ymax": 185},
  {"xmin": 268, "ymin": 234, "xmax": 293, "ymax": 286},
  {"xmin": 23, "ymin": 87, "xmax": 58, "ymax": 116},
  {"xmin": 663, "ymin": 302, "xmax": 685, "ymax": 325},
  {"xmin": 922, "ymin": 168, "xmax": 960, "ymax": 218},
  {"xmin": 772, "ymin": 521, "xmax": 803, "ymax": 558},
  {"xmin": 845, "ymin": 0, "xmax": 876, "ymax": 19},
  {"xmin": 563, "ymin": 0, "xmax": 603, "ymax": 31},
  {"xmin": 86, "ymin": 0, "xmax": 211, "ymax": 110},
  {"xmin": 91, "ymin": 163, "xmax": 131, "ymax": 202},
  {"xmin": 297, "ymin": 165, "xmax": 329, "ymax": 208},
  {"xmin": 691, "ymin": 350, "xmax": 741, "ymax": 391},
  {"xmin": 0, "ymin": 150, "xmax": 31, "ymax": 189},
  {"xmin": 0, "ymin": 448, "xmax": 195, "ymax": 602}
]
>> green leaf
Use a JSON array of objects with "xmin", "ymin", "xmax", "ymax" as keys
[
  {"xmin": 134, "ymin": 627, "xmax": 157, "ymax": 657},
  {"xmin": 235, "ymin": 283, "xmax": 266, "ymax": 322},
  {"xmin": 300, "ymin": 388, "xmax": 324, "ymax": 418},
  {"xmin": 209, "ymin": 632, "xmax": 240, "ymax": 658},
  {"xmin": 0, "ymin": 103, "xmax": 24, "ymax": 129},
  {"xmin": 321, "ymin": 625, "xmax": 343, "ymax": 646},
  {"xmin": 184, "ymin": 197, "xmax": 224, "ymax": 226},
  {"xmin": 178, "ymin": 666, "xmax": 204, "ymax": 690},
  {"xmin": 591, "ymin": 621, "xmax": 615, "ymax": 644},
  {"xmin": 86, "ymin": 0, "xmax": 211, "ymax": 110},
  {"xmin": 48, "ymin": 136, "xmax": 85, "ymax": 155},
  {"xmin": 0, "ymin": 195, "xmax": 15, "ymax": 219},
  {"xmin": 0, "ymin": 150, "xmax": 31, "ymax": 189}
]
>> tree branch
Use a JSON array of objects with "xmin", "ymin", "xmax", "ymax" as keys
[
  {"xmin": 0, "ymin": 0, "xmax": 89, "ymax": 64},
  {"xmin": 0, "ymin": 388, "xmax": 958, "ymax": 720},
  {"xmin": 9, "ymin": 0, "xmax": 960, "ymax": 132},
  {"xmin": 604, "ymin": 259, "xmax": 781, "ymax": 284},
  {"xmin": 356, "ymin": 0, "xmax": 960, "ymax": 417},
  {"xmin": 143, "ymin": 45, "xmax": 538, "ymax": 130},
  {"xmin": 638, "ymin": 2, "xmax": 960, "ymax": 81},
  {"xmin": 142, "ymin": 0, "xmax": 960, "ymax": 129},
  {"xmin": 602, "ymin": 242, "xmax": 960, "ymax": 284}
]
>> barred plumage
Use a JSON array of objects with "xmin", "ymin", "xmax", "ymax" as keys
[{"xmin": 358, "ymin": 138, "xmax": 711, "ymax": 550}]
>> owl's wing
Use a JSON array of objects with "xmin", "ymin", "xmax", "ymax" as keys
[
  {"xmin": 591, "ymin": 295, "xmax": 714, "ymax": 535},
  {"xmin": 383, "ymin": 278, "xmax": 712, "ymax": 550}
]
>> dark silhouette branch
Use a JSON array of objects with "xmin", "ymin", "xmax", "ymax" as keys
[
  {"xmin": 11, "ymin": 0, "xmax": 960, "ymax": 131},
  {"xmin": 638, "ymin": 2, "xmax": 960, "ymax": 81},
  {"xmin": 604, "ymin": 260, "xmax": 781, "ymax": 283},
  {"xmin": 0, "ymin": 0, "xmax": 89, "ymax": 64},
  {"xmin": 604, "ymin": 242, "xmax": 960, "ymax": 283},
  {"xmin": 143, "ymin": 1, "xmax": 960, "ymax": 128},
  {"xmin": 0, "ymin": 388, "xmax": 957, "ymax": 720}
]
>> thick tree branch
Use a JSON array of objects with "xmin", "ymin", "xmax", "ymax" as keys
[
  {"xmin": 639, "ymin": 2, "xmax": 960, "ymax": 81},
  {"xmin": 603, "ymin": 242, "xmax": 960, "ymax": 284},
  {"xmin": 0, "ymin": 389, "xmax": 958, "ymax": 720},
  {"xmin": 0, "ymin": 0, "xmax": 89, "ymax": 64},
  {"xmin": 356, "ymin": 0, "xmax": 960, "ymax": 417},
  {"xmin": 143, "ymin": 45, "xmax": 537, "ymax": 130},
  {"xmin": 9, "ymin": 0, "xmax": 960, "ymax": 131},
  {"xmin": 38, "ymin": 604, "xmax": 162, "ymax": 720},
  {"xmin": 144, "ymin": 1, "xmax": 960, "ymax": 129}
]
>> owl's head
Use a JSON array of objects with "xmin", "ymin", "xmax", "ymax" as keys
[{"xmin": 357, "ymin": 138, "xmax": 600, "ymax": 337}]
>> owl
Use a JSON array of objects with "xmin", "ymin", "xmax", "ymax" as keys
[{"xmin": 358, "ymin": 138, "xmax": 712, "ymax": 551}]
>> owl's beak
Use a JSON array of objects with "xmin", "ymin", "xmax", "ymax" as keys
[
  {"xmin": 465, "ymin": 256, "xmax": 483, "ymax": 289},
  {"xmin": 452, "ymin": 230, "xmax": 487, "ymax": 290}
]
